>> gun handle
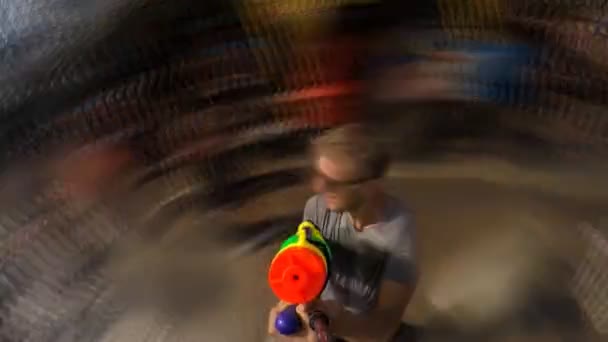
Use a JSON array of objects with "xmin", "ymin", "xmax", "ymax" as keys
[{"xmin": 309, "ymin": 310, "xmax": 330, "ymax": 342}]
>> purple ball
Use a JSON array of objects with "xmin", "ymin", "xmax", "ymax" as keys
[{"xmin": 275, "ymin": 305, "xmax": 302, "ymax": 335}]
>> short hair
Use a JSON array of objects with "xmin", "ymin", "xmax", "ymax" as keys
[{"xmin": 311, "ymin": 124, "xmax": 390, "ymax": 180}]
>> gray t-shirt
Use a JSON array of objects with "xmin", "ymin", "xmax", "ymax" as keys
[{"xmin": 303, "ymin": 194, "xmax": 416, "ymax": 314}]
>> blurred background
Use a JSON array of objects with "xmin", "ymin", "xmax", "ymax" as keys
[{"xmin": 1, "ymin": 0, "xmax": 608, "ymax": 341}]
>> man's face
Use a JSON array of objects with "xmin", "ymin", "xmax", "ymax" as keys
[{"xmin": 312, "ymin": 154, "xmax": 366, "ymax": 212}]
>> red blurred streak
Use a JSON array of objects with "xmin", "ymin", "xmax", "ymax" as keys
[
  {"xmin": 54, "ymin": 145, "xmax": 134, "ymax": 200},
  {"xmin": 273, "ymin": 82, "xmax": 361, "ymax": 103}
]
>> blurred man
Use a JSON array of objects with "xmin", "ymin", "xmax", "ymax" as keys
[{"xmin": 268, "ymin": 124, "xmax": 417, "ymax": 342}]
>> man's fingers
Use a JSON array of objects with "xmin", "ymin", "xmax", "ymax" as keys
[
  {"xmin": 268, "ymin": 306, "xmax": 279, "ymax": 335},
  {"xmin": 298, "ymin": 302, "xmax": 310, "ymax": 312},
  {"xmin": 276, "ymin": 300, "xmax": 292, "ymax": 311},
  {"xmin": 268, "ymin": 301, "xmax": 284, "ymax": 335},
  {"xmin": 295, "ymin": 304, "xmax": 310, "ymax": 321}
]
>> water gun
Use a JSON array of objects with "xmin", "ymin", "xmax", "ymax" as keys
[{"xmin": 268, "ymin": 221, "xmax": 332, "ymax": 338}]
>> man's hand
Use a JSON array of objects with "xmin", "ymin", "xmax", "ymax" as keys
[
  {"xmin": 267, "ymin": 301, "xmax": 317, "ymax": 342},
  {"xmin": 329, "ymin": 280, "xmax": 414, "ymax": 342}
]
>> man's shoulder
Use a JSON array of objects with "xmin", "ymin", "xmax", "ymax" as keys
[
  {"xmin": 304, "ymin": 194, "xmax": 326, "ymax": 211},
  {"xmin": 378, "ymin": 195, "xmax": 415, "ymax": 247},
  {"xmin": 303, "ymin": 194, "xmax": 328, "ymax": 224},
  {"xmin": 385, "ymin": 194, "xmax": 414, "ymax": 227}
]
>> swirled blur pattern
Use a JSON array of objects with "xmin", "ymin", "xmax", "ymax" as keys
[{"xmin": 1, "ymin": 0, "xmax": 608, "ymax": 341}]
